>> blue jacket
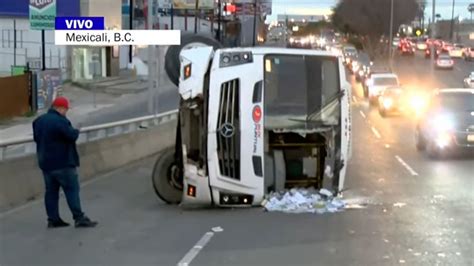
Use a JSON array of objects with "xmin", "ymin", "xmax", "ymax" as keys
[{"xmin": 33, "ymin": 109, "xmax": 80, "ymax": 171}]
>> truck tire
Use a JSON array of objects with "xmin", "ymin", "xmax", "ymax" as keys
[
  {"xmin": 152, "ymin": 147, "xmax": 183, "ymax": 204},
  {"xmin": 165, "ymin": 33, "xmax": 223, "ymax": 87}
]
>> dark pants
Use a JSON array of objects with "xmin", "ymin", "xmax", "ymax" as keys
[{"xmin": 42, "ymin": 168, "xmax": 84, "ymax": 222}]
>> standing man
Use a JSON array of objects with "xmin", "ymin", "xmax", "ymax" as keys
[{"xmin": 33, "ymin": 97, "xmax": 97, "ymax": 228}]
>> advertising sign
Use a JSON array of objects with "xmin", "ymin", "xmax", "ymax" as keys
[
  {"xmin": 29, "ymin": 0, "xmax": 57, "ymax": 30},
  {"xmin": 172, "ymin": 0, "xmax": 214, "ymax": 9},
  {"xmin": 36, "ymin": 70, "xmax": 62, "ymax": 110}
]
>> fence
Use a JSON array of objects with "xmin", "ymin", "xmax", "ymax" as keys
[
  {"xmin": 0, "ymin": 73, "xmax": 31, "ymax": 119},
  {"xmin": 0, "ymin": 109, "xmax": 179, "ymax": 162}
]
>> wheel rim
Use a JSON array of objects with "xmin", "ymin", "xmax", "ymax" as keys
[{"xmin": 167, "ymin": 164, "xmax": 183, "ymax": 190}]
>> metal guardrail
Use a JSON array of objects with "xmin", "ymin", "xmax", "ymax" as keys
[{"xmin": 0, "ymin": 109, "xmax": 179, "ymax": 162}]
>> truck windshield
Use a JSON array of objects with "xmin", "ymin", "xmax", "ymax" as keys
[{"xmin": 264, "ymin": 54, "xmax": 340, "ymax": 129}]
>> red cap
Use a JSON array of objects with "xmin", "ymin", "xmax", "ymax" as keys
[{"xmin": 52, "ymin": 97, "xmax": 70, "ymax": 109}]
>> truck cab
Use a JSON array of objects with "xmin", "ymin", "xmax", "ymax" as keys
[{"xmin": 152, "ymin": 35, "xmax": 353, "ymax": 207}]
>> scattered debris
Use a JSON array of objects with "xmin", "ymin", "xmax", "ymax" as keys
[
  {"xmin": 456, "ymin": 252, "xmax": 461, "ymax": 256},
  {"xmin": 437, "ymin": 253, "xmax": 446, "ymax": 258},
  {"xmin": 383, "ymin": 239, "xmax": 390, "ymax": 243},
  {"xmin": 399, "ymin": 259, "xmax": 406, "ymax": 264},
  {"xmin": 433, "ymin": 195, "xmax": 446, "ymax": 200},
  {"xmin": 211, "ymin": 226, "xmax": 224, "ymax": 233},
  {"xmin": 393, "ymin": 202, "xmax": 407, "ymax": 208},
  {"xmin": 262, "ymin": 188, "xmax": 347, "ymax": 214},
  {"xmin": 414, "ymin": 252, "xmax": 421, "ymax": 256}
]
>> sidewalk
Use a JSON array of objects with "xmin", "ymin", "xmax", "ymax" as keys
[
  {"xmin": 0, "ymin": 75, "xmax": 177, "ymax": 141},
  {"xmin": 0, "ymin": 83, "xmax": 119, "ymax": 140}
]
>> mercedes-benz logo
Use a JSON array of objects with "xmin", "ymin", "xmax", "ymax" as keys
[{"xmin": 220, "ymin": 123, "xmax": 235, "ymax": 138}]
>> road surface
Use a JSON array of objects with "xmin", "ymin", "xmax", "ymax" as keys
[{"xmin": 1, "ymin": 51, "xmax": 473, "ymax": 266}]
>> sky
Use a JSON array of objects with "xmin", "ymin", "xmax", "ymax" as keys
[{"xmin": 267, "ymin": 0, "xmax": 473, "ymax": 22}]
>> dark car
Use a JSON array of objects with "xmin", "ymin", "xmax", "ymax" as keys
[
  {"xmin": 415, "ymin": 89, "xmax": 474, "ymax": 158},
  {"xmin": 354, "ymin": 53, "xmax": 372, "ymax": 82}
]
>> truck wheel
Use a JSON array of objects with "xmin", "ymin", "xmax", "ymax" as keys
[
  {"xmin": 152, "ymin": 148, "xmax": 183, "ymax": 204},
  {"xmin": 165, "ymin": 33, "xmax": 223, "ymax": 87}
]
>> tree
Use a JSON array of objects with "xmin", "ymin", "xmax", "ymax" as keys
[
  {"xmin": 332, "ymin": 0, "xmax": 422, "ymax": 58},
  {"xmin": 469, "ymin": 3, "xmax": 474, "ymax": 22}
]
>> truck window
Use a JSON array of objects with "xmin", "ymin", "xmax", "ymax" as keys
[{"xmin": 264, "ymin": 54, "xmax": 340, "ymax": 129}]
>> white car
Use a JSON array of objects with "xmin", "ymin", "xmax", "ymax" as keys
[
  {"xmin": 416, "ymin": 41, "xmax": 427, "ymax": 51},
  {"xmin": 449, "ymin": 44, "xmax": 464, "ymax": 58},
  {"xmin": 435, "ymin": 54, "xmax": 454, "ymax": 69},
  {"xmin": 365, "ymin": 73, "xmax": 400, "ymax": 104},
  {"xmin": 464, "ymin": 72, "xmax": 474, "ymax": 88}
]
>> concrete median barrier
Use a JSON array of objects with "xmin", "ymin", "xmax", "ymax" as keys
[{"xmin": 0, "ymin": 120, "xmax": 176, "ymax": 213}]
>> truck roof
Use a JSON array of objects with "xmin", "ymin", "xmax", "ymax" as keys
[{"xmin": 219, "ymin": 47, "xmax": 340, "ymax": 58}]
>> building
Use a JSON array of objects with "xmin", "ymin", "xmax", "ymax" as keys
[
  {"xmin": 0, "ymin": 0, "xmax": 79, "ymax": 77},
  {"xmin": 0, "ymin": 0, "xmax": 121, "ymax": 80}
]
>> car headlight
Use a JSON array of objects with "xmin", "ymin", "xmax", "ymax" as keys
[
  {"xmin": 432, "ymin": 114, "xmax": 455, "ymax": 132},
  {"xmin": 383, "ymin": 98, "xmax": 393, "ymax": 108},
  {"xmin": 435, "ymin": 131, "xmax": 452, "ymax": 148}
]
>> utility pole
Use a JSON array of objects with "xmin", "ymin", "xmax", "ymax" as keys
[
  {"xmin": 449, "ymin": 0, "xmax": 455, "ymax": 41},
  {"xmin": 389, "ymin": 0, "xmax": 394, "ymax": 70},
  {"xmin": 217, "ymin": 0, "xmax": 222, "ymax": 42},
  {"xmin": 252, "ymin": 0, "xmax": 258, "ymax": 46},
  {"xmin": 431, "ymin": 0, "xmax": 436, "ymax": 76},
  {"xmin": 194, "ymin": 0, "xmax": 199, "ymax": 33},
  {"xmin": 129, "ymin": 0, "xmax": 133, "ymax": 63},
  {"xmin": 147, "ymin": 0, "xmax": 156, "ymax": 114}
]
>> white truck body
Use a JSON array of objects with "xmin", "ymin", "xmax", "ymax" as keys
[{"xmin": 157, "ymin": 45, "xmax": 353, "ymax": 207}]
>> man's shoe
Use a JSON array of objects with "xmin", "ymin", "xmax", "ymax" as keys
[
  {"xmin": 75, "ymin": 217, "xmax": 98, "ymax": 228},
  {"xmin": 47, "ymin": 219, "xmax": 70, "ymax": 228}
]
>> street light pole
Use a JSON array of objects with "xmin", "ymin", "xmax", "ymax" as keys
[
  {"xmin": 389, "ymin": 0, "xmax": 394, "ymax": 70},
  {"xmin": 147, "ymin": 0, "xmax": 156, "ymax": 114},
  {"xmin": 450, "ymin": 0, "xmax": 455, "ymax": 41},
  {"xmin": 431, "ymin": 0, "xmax": 436, "ymax": 76}
]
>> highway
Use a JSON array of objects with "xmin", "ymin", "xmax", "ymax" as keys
[{"xmin": 0, "ymin": 51, "xmax": 473, "ymax": 266}]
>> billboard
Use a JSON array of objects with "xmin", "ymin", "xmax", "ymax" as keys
[
  {"xmin": 29, "ymin": 0, "xmax": 56, "ymax": 30},
  {"xmin": 0, "ymin": 0, "xmax": 79, "ymax": 17},
  {"xmin": 172, "ymin": 0, "xmax": 214, "ymax": 9}
]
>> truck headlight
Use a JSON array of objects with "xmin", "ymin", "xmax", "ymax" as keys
[{"xmin": 220, "ymin": 52, "xmax": 253, "ymax": 68}]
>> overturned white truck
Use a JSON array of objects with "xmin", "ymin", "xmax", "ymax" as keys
[{"xmin": 152, "ymin": 34, "xmax": 353, "ymax": 207}]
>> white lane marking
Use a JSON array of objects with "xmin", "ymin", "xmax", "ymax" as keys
[
  {"xmin": 359, "ymin": 110, "xmax": 366, "ymax": 119},
  {"xmin": 454, "ymin": 66, "xmax": 462, "ymax": 72},
  {"xmin": 395, "ymin": 155, "xmax": 419, "ymax": 176},
  {"xmin": 177, "ymin": 231, "xmax": 217, "ymax": 266},
  {"xmin": 353, "ymin": 96, "xmax": 358, "ymax": 103},
  {"xmin": 371, "ymin": 126, "xmax": 382, "ymax": 139}
]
